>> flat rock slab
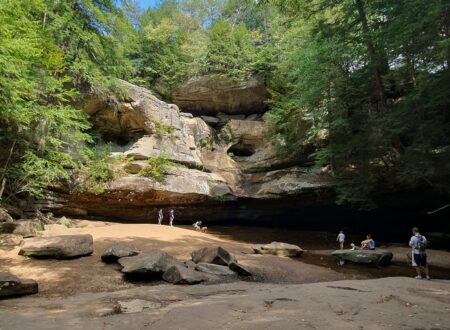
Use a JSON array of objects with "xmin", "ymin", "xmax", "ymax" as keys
[
  {"xmin": 162, "ymin": 264, "xmax": 207, "ymax": 284},
  {"xmin": 332, "ymin": 249, "xmax": 394, "ymax": 266},
  {"xmin": 0, "ymin": 234, "xmax": 23, "ymax": 246},
  {"xmin": 118, "ymin": 251, "xmax": 179, "ymax": 278},
  {"xmin": 195, "ymin": 263, "xmax": 236, "ymax": 276},
  {"xmin": 252, "ymin": 242, "xmax": 304, "ymax": 257},
  {"xmin": 191, "ymin": 246, "xmax": 237, "ymax": 266},
  {"xmin": 19, "ymin": 234, "xmax": 93, "ymax": 259},
  {"xmin": 0, "ymin": 272, "xmax": 38, "ymax": 298},
  {"xmin": 101, "ymin": 243, "xmax": 139, "ymax": 263},
  {"xmin": 229, "ymin": 261, "xmax": 252, "ymax": 276},
  {"xmin": 117, "ymin": 299, "xmax": 162, "ymax": 313}
]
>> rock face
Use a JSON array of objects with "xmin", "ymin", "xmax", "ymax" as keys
[
  {"xmin": 162, "ymin": 264, "xmax": 207, "ymax": 284},
  {"xmin": 173, "ymin": 75, "xmax": 270, "ymax": 115},
  {"xmin": 0, "ymin": 272, "xmax": 38, "ymax": 298},
  {"xmin": 39, "ymin": 79, "xmax": 334, "ymax": 222},
  {"xmin": 118, "ymin": 251, "xmax": 180, "ymax": 277},
  {"xmin": 19, "ymin": 234, "xmax": 93, "ymax": 259},
  {"xmin": 0, "ymin": 220, "xmax": 39, "ymax": 238},
  {"xmin": 332, "ymin": 249, "xmax": 394, "ymax": 266},
  {"xmin": 0, "ymin": 208, "xmax": 13, "ymax": 223},
  {"xmin": 101, "ymin": 243, "xmax": 139, "ymax": 263},
  {"xmin": 252, "ymin": 242, "xmax": 303, "ymax": 257}
]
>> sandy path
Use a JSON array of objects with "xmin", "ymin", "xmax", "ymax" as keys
[{"xmin": 0, "ymin": 223, "xmax": 348, "ymax": 297}]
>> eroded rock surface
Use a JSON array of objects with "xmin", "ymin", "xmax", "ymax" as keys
[
  {"xmin": 19, "ymin": 234, "xmax": 93, "ymax": 259},
  {"xmin": 101, "ymin": 243, "xmax": 139, "ymax": 263},
  {"xmin": 0, "ymin": 272, "xmax": 38, "ymax": 298},
  {"xmin": 332, "ymin": 249, "xmax": 394, "ymax": 266},
  {"xmin": 162, "ymin": 264, "xmax": 207, "ymax": 284},
  {"xmin": 253, "ymin": 242, "xmax": 304, "ymax": 257},
  {"xmin": 118, "ymin": 251, "xmax": 180, "ymax": 277},
  {"xmin": 173, "ymin": 75, "xmax": 270, "ymax": 115}
]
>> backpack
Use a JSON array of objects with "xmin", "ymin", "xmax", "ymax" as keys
[{"xmin": 416, "ymin": 235, "xmax": 427, "ymax": 252}]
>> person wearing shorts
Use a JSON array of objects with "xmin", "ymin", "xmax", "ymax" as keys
[
  {"xmin": 336, "ymin": 231, "xmax": 345, "ymax": 250},
  {"xmin": 409, "ymin": 227, "xmax": 430, "ymax": 280}
]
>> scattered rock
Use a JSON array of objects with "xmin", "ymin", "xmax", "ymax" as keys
[
  {"xmin": 57, "ymin": 216, "xmax": 72, "ymax": 227},
  {"xmin": 0, "ymin": 220, "xmax": 40, "ymax": 238},
  {"xmin": 101, "ymin": 243, "xmax": 139, "ymax": 263},
  {"xmin": 184, "ymin": 260, "xmax": 197, "ymax": 269},
  {"xmin": 195, "ymin": 263, "xmax": 236, "ymax": 276},
  {"xmin": 201, "ymin": 115, "xmax": 220, "ymax": 126},
  {"xmin": 117, "ymin": 299, "xmax": 162, "ymax": 313},
  {"xmin": 0, "ymin": 208, "xmax": 13, "ymax": 223},
  {"xmin": 229, "ymin": 261, "xmax": 252, "ymax": 276},
  {"xmin": 162, "ymin": 264, "xmax": 207, "ymax": 284},
  {"xmin": 0, "ymin": 272, "xmax": 38, "ymax": 298},
  {"xmin": 252, "ymin": 242, "xmax": 304, "ymax": 257},
  {"xmin": 19, "ymin": 234, "xmax": 94, "ymax": 259},
  {"xmin": 332, "ymin": 249, "xmax": 394, "ymax": 266},
  {"xmin": 118, "ymin": 251, "xmax": 180, "ymax": 277},
  {"xmin": 0, "ymin": 234, "xmax": 23, "ymax": 246},
  {"xmin": 191, "ymin": 246, "xmax": 237, "ymax": 266}
]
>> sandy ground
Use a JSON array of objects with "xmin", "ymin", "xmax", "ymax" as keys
[{"xmin": 1, "ymin": 223, "xmax": 352, "ymax": 297}]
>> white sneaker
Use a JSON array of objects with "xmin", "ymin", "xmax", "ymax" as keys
[{"xmin": 415, "ymin": 275, "xmax": 423, "ymax": 279}]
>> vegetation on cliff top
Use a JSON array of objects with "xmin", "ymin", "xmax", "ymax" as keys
[{"xmin": 0, "ymin": 0, "xmax": 448, "ymax": 208}]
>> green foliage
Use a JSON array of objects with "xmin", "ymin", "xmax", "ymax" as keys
[
  {"xmin": 154, "ymin": 121, "xmax": 176, "ymax": 140},
  {"xmin": 138, "ymin": 155, "xmax": 174, "ymax": 182},
  {"xmin": 267, "ymin": 0, "xmax": 450, "ymax": 207},
  {"xmin": 35, "ymin": 222, "xmax": 44, "ymax": 232},
  {"xmin": 77, "ymin": 145, "xmax": 115, "ymax": 194}
]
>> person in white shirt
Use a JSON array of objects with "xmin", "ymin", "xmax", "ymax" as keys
[
  {"xmin": 336, "ymin": 231, "xmax": 345, "ymax": 250},
  {"xmin": 158, "ymin": 209, "xmax": 163, "ymax": 225},
  {"xmin": 409, "ymin": 227, "xmax": 430, "ymax": 280},
  {"xmin": 169, "ymin": 209, "xmax": 174, "ymax": 227},
  {"xmin": 193, "ymin": 221, "xmax": 202, "ymax": 231}
]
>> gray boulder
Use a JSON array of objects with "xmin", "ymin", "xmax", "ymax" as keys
[
  {"xmin": 332, "ymin": 249, "xmax": 394, "ymax": 266},
  {"xmin": 252, "ymin": 242, "xmax": 304, "ymax": 257},
  {"xmin": 101, "ymin": 243, "xmax": 139, "ymax": 263},
  {"xmin": 0, "ymin": 220, "xmax": 40, "ymax": 238},
  {"xmin": 0, "ymin": 272, "xmax": 38, "ymax": 298},
  {"xmin": 19, "ymin": 234, "xmax": 93, "ymax": 259},
  {"xmin": 229, "ymin": 261, "xmax": 252, "ymax": 276},
  {"xmin": 191, "ymin": 246, "xmax": 237, "ymax": 266},
  {"xmin": 118, "ymin": 251, "xmax": 180, "ymax": 278},
  {"xmin": 195, "ymin": 263, "xmax": 236, "ymax": 276},
  {"xmin": 162, "ymin": 264, "xmax": 207, "ymax": 284},
  {"xmin": 0, "ymin": 234, "xmax": 23, "ymax": 246}
]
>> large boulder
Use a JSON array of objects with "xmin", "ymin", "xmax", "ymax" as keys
[
  {"xmin": 195, "ymin": 263, "xmax": 237, "ymax": 276},
  {"xmin": 162, "ymin": 264, "xmax": 207, "ymax": 284},
  {"xmin": 101, "ymin": 243, "xmax": 139, "ymax": 263},
  {"xmin": 0, "ymin": 272, "xmax": 38, "ymax": 298},
  {"xmin": 118, "ymin": 251, "xmax": 180, "ymax": 278},
  {"xmin": 332, "ymin": 249, "xmax": 394, "ymax": 266},
  {"xmin": 191, "ymin": 246, "xmax": 237, "ymax": 266},
  {"xmin": 173, "ymin": 75, "xmax": 270, "ymax": 115},
  {"xmin": 252, "ymin": 242, "xmax": 303, "ymax": 257},
  {"xmin": 19, "ymin": 234, "xmax": 93, "ymax": 259}
]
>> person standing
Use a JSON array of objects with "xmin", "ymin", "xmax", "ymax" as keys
[
  {"xmin": 336, "ymin": 231, "xmax": 345, "ymax": 250},
  {"xmin": 169, "ymin": 209, "xmax": 174, "ymax": 227},
  {"xmin": 409, "ymin": 227, "xmax": 430, "ymax": 280},
  {"xmin": 158, "ymin": 209, "xmax": 163, "ymax": 225}
]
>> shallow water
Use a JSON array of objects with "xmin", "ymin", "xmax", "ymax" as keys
[{"xmin": 179, "ymin": 225, "xmax": 450, "ymax": 280}]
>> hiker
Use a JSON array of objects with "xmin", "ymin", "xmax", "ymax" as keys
[
  {"xmin": 193, "ymin": 221, "xmax": 202, "ymax": 231},
  {"xmin": 409, "ymin": 227, "xmax": 430, "ymax": 280},
  {"xmin": 336, "ymin": 231, "xmax": 345, "ymax": 250},
  {"xmin": 158, "ymin": 209, "xmax": 163, "ymax": 225},
  {"xmin": 361, "ymin": 234, "xmax": 375, "ymax": 250},
  {"xmin": 169, "ymin": 209, "xmax": 174, "ymax": 227}
]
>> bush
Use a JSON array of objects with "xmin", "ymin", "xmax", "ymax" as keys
[{"xmin": 138, "ymin": 155, "xmax": 174, "ymax": 182}]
